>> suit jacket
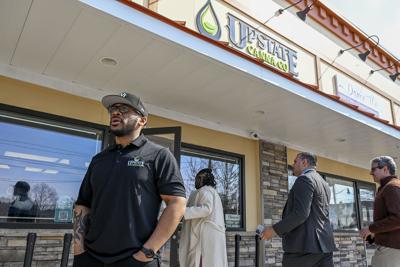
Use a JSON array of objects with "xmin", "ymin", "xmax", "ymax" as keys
[{"xmin": 273, "ymin": 169, "xmax": 336, "ymax": 253}]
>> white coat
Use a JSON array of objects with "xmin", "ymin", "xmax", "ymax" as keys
[{"xmin": 179, "ymin": 186, "xmax": 228, "ymax": 267}]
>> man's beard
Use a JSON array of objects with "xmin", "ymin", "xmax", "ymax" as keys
[{"xmin": 110, "ymin": 120, "xmax": 137, "ymax": 137}]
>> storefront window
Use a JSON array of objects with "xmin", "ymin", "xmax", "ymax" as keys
[
  {"xmin": 358, "ymin": 184, "xmax": 376, "ymax": 228},
  {"xmin": 326, "ymin": 177, "xmax": 358, "ymax": 231},
  {"xmin": 288, "ymin": 168, "xmax": 375, "ymax": 231},
  {"xmin": 0, "ymin": 110, "xmax": 103, "ymax": 225},
  {"xmin": 287, "ymin": 168, "xmax": 297, "ymax": 190},
  {"xmin": 180, "ymin": 145, "xmax": 244, "ymax": 229}
]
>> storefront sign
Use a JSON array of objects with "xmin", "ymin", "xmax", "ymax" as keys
[
  {"xmin": 225, "ymin": 214, "xmax": 241, "ymax": 228},
  {"xmin": 54, "ymin": 196, "xmax": 74, "ymax": 223},
  {"xmin": 394, "ymin": 104, "xmax": 400, "ymax": 126},
  {"xmin": 196, "ymin": 0, "xmax": 298, "ymax": 77},
  {"xmin": 334, "ymin": 75, "xmax": 380, "ymax": 116}
]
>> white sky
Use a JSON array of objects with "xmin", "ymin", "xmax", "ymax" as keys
[{"xmin": 321, "ymin": 0, "xmax": 400, "ymax": 59}]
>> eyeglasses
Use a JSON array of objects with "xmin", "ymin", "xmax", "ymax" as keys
[
  {"xmin": 108, "ymin": 105, "xmax": 132, "ymax": 114},
  {"xmin": 370, "ymin": 166, "xmax": 384, "ymax": 172}
]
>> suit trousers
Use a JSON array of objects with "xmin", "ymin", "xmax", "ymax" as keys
[
  {"xmin": 371, "ymin": 246, "xmax": 400, "ymax": 267},
  {"xmin": 73, "ymin": 252, "xmax": 159, "ymax": 267},
  {"xmin": 282, "ymin": 252, "xmax": 334, "ymax": 267}
]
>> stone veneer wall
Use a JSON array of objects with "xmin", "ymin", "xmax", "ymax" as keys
[
  {"xmin": 0, "ymin": 229, "xmax": 72, "ymax": 267},
  {"xmin": 226, "ymin": 232, "xmax": 259, "ymax": 267},
  {"xmin": 259, "ymin": 140, "xmax": 368, "ymax": 267},
  {"xmin": 0, "ymin": 228, "xmax": 261, "ymax": 267},
  {"xmin": 333, "ymin": 233, "xmax": 367, "ymax": 266}
]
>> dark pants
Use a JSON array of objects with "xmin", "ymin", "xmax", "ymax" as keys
[
  {"xmin": 282, "ymin": 252, "xmax": 334, "ymax": 267},
  {"xmin": 73, "ymin": 252, "xmax": 159, "ymax": 267}
]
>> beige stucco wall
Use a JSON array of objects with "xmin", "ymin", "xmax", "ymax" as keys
[
  {"xmin": 0, "ymin": 75, "xmax": 261, "ymax": 231},
  {"xmin": 287, "ymin": 148, "xmax": 371, "ymax": 183},
  {"xmin": 155, "ymin": 0, "xmax": 318, "ymax": 86},
  {"xmin": 151, "ymin": 0, "xmax": 400, "ymax": 126}
]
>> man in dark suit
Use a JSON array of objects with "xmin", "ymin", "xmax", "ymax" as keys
[{"xmin": 261, "ymin": 152, "xmax": 336, "ymax": 267}]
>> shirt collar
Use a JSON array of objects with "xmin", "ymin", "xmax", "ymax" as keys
[
  {"xmin": 379, "ymin": 175, "xmax": 397, "ymax": 188},
  {"xmin": 301, "ymin": 168, "xmax": 315, "ymax": 175},
  {"xmin": 109, "ymin": 134, "xmax": 147, "ymax": 151},
  {"xmin": 131, "ymin": 133, "xmax": 147, "ymax": 147}
]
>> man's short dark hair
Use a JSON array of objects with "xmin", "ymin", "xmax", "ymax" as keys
[
  {"xmin": 196, "ymin": 168, "xmax": 217, "ymax": 188},
  {"xmin": 14, "ymin": 181, "xmax": 30, "ymax": 196},
  {"xmin": 371, "ymin": 156, "xmax": 397, "ymax": 175},
  {"xmin": 298, "ymin": 152, "xmax": 317, "ymax": 167}
]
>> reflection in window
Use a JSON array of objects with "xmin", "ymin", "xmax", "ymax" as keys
[
  {"xmin": 287, "ymin": 168, "xmax": 297, "ymax": 191},
  {"xmin": 359, "ymin": 187, "xmax": 375, "ymax": 228},
  {"xmin": 0, "ymin": 111, "xmax": 103, "ymax": 224},
  {"xmin": 180, "ymin": 146, "xmax": 243, "ymax": 229},
  {"xmin": 326, "ymin": 177, "xmax": 357, "ymax": 230}
]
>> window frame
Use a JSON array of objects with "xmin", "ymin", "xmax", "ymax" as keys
[
  {"xmin": 321, "ymin": 172, "xmax": 376, "ymax": 233},
  {"xmin": 0, "ymin": 103, "xmax": 109, "ymax": 229},
  {"xmin": 355, "ymin": 180, "xmax": 377, "ymax": 229},
  {"xmin": 181, "ymin": 143, "xmax": 246, "ymax": 231}
]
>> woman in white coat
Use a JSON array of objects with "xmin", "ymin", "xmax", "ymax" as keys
[{"xmin": 179, "ymin": 168, "xmax": 228, "ymax": 267}]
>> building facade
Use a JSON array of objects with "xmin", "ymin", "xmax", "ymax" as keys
[{"xmin": 0, "ymin": 0, "xmax": 399, "ymax": 266}]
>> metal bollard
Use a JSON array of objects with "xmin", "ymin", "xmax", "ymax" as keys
[
  {"xmin": 24, "ymin": 233, "xmax": 37, "ymax": 267},
  {"xmin": 255, "ymin": 234, "xmax": 261, "ymax": 267},
  {"xmin": 234, "ymin": 234, "xmax": 241, "ymax": 267},
  {"xmin": 60, "ymin": 233, "xmax": 73, "ymax": 267}
]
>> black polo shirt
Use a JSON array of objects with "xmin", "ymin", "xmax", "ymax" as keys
[{"xmin": 76, "ymin": 134, "xmax": 186, "ymax": 264}]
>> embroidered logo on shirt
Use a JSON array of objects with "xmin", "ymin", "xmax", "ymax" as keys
[{"xmin": 127, "ymin": 156, "xmax": 144, "ymax": 167}]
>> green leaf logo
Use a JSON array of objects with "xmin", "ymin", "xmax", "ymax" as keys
[
  {"xmin": 201, "ymin": 7, "xmax": 218, "ymax": 35},
  {"xmin": 196, "ymin": 0, "xmax": 221, "ymax": 40}
]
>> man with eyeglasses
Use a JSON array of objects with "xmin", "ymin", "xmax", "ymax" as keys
[
  {"xmin": 73, "ymin": 92, "xmax": 187, "ymax": 267},
  {"xmin": 360, "ymin": 156, "xmax": 400, "ymax": 267}
]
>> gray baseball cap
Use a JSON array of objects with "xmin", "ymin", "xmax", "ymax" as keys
[{"xmin": 101, "ymin": 92, "xmax": 148, "ymax": 117}]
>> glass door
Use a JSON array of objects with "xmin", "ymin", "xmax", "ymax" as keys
[{"xmin": 143, "ymin": 127, "xmax": 182, "ymax": 267}]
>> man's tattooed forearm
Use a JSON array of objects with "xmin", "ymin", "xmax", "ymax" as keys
[{"xmin": 73, "ymin": 209, "xmax": 89, "ymax": 242}]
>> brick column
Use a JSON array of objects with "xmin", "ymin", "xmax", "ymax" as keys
[
  {"xmin": 333, "ymin": 233, "xmax": 368, "ymax": 266},
  {"xmin": 259, "ymin": 140, "xmax": 288, "ymax": 266}
]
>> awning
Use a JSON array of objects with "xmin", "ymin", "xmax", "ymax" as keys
[{"xmin": 1, "ymin": 0, "xmax": 399, "ymax": 169}]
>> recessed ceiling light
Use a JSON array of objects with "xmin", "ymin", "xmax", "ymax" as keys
[
  {"xmin": 43, "ymin": 169, "xmax": 59, "ymax": 174},
  {"xmin": 58, "ymin": 159, "xmax": 70, "ymax": 165},
  {"xmin": 25, "ymin": 167, "xmax": 43, "ymax": 173},
  {"xmin": 5, "ymin": 151, "xmax": 58, "ymax": 162},
  {"xmin": 100, "ymin": 57, "xmax": 118, "ymax": 66}
]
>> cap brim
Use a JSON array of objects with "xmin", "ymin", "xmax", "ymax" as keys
[{"xmin": 101, "ymin": 95, "xmax": 133, "ymax": 109}]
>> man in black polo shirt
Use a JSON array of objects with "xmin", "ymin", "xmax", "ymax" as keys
[{"xmin": 73, "ymin": 92, "xmax": 187, "ymax": 267}]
